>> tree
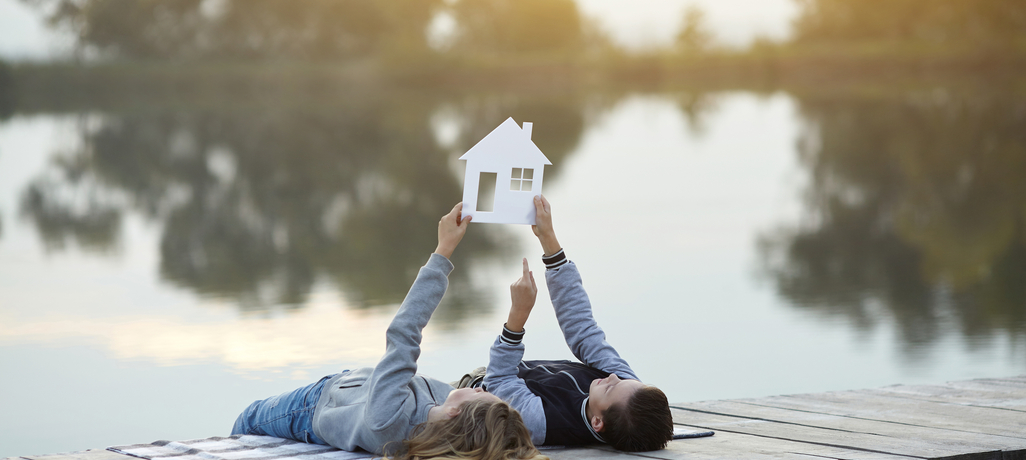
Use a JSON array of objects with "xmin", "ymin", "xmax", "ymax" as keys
[
  {"xmin": 0, "ymin": 58, "xmax": 14, "ymax": 119},
  {"xmin": 674, "ymin": 5, "xmax": 712, "ymax": 55},
  {"xmin": 760, "ymin": 89, "xmax": 1026, "ymax": 348},
  {"xmin": 450, "ymin": 0, "xmax": 583, "ymax": 56},
  {"xmin": 21, "ymin": 0, "xmax": 443, "ymax": 60},
  {"xmin": 791, "ymin": 0, "xmax": 1026, "ymax": 49}
]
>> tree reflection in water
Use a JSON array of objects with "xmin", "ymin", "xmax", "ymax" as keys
[
  {"xmin": 676, "ymin": 91, "xmax": 719, "ymax": 137},
  {"xmin": 16, "ymin": 79, "xmax": 1025, "ymax": 348},
  {"xmin": 17, "ymin": 89, "xmax": 587, "ymax": 322},
  {"xmin": 760, "ymin": 88, "xmax": 1026, "ymax": 352}
]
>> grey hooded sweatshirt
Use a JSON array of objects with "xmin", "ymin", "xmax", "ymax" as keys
[{"xmin": 311, "ymin": 253, "xmax": 456, "ymax": 454}]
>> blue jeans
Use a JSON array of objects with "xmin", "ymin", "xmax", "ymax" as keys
[{"xmin": 231, "ymin": 373, "xmax": 340, "ymax": 445}]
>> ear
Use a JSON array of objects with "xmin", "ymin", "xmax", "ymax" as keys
[
  {"xmin": 447, "ymin": 406, "xmax": 461, "ymax": 419},
  {"xmin": 590, "ymin": 413, "xmax": 604, "ymax": 433}
]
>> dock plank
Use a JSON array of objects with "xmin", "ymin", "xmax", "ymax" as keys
[
  {"xmin": 738, "ymin": 391, "xmax": 1026, "ymax": 440},
  {"xmin": 545, "ymin": 427, "xmax": 915, "ymax": 460},
  {"xmin": 871, "ymin": 378, "xmax": 1026, "ymax": 411},
  {"xmin": 9, "ymin": 376, "xmax": 1026, "ymax": 460},
  {"xmin": 542, "ymin": 447, "xmax": 642, "ymax": 459},
  {"xmin": 658, "ymin": 425, "xmax": 915, "ymax": 460},
  {"xmin": 675, "ymin": 399, "xmax": 1026, "ymax": 456},
  {"xmin": 872, "ymin": 385, "xmax": 1026, "ymax": 407},
  {"xmin": 670, "ymin": 406, "xmax": 1003, "ymax": 460},
  {"xmin": 940, "ymin": 379, "xmax": 1026, "ymax": 397},
  {"xmin": 872, "ymin": 389, "xmax": 1026, "ymax": 411}
]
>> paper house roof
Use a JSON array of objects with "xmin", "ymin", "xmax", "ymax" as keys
[{"xmin": 459, "ymin": 117, "xmax": 552, "ymax": 165}]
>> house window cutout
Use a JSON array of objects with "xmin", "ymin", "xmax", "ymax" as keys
[
  {"xmin": 510, "ymin": 168, "xmax": 534, "ymax": 191},
  {"xmin": 477, "ymin": 172, "xmax": 497, "ymax": 212}
]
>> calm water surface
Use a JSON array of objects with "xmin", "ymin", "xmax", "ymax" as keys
[{"xmin": 1, "ymin": 88, "xmax": 1024, "ymax": 457}]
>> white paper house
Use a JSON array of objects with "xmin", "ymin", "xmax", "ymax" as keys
[{"xmin": 461, "ymin": 117, "xmax": 552, "ymax": 225}]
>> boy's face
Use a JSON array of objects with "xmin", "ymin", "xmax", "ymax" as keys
[{"xmin": 588, "ymin": 373, "xmax": 646, "ymax": 421}]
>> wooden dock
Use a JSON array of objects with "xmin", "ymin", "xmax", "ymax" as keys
[{"xmin": 7, "ymin": 376, "xmax": 1025, "ymax": 460}]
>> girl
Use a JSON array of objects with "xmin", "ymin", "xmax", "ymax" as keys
[{"xmin": 232, "ymin": 203, "xmax": 545, "ymax": 460}]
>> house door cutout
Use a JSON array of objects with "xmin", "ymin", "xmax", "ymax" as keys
[{"xmin": 476, "ymin": 172, "xmax": 497, "ymax": 212}]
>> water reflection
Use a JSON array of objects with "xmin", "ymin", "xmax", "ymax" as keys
[
  {"xmin": 9, "ymin": 78, "xmax": 1026, "ymax": 351},
  {"xmin": 759, "ymin": 88, "xmax": 1026, "ymax": 351},
  {"xmin": 4, "ymin": 84, "xmax": 1025, "ymax": 459},
  {"xmin": 675, "ymin": 91, "xmax": 719, "ymax": 137},
  {"xmin": 15, "ymin": 91, "xmax": 588, "ymax": 319},
  {"xmin": 0, "ymin": 300, "xmax": 399, "ymax": 377}
]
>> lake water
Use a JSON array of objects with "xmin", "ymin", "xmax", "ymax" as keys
[{"xmin": 1, "ymin": 86, "xmax": 1024, "ymax": 457}]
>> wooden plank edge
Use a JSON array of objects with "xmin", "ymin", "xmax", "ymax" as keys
[
  {"xmin": 728, "ymin": 399, "xmax": 1026, "ymax": 440},
  {"xmin": 868, "ymin": 389, "xmax": 1026, "ymax": 414},
  {"xmin": 669, "ymin": 406, "xmax": 934, "ymax": 459}
]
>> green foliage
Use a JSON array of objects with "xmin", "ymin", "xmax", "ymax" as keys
[
  {"xmin": 64, "ymin": 0, "xmax": 205, "ymax": 58},
  {"xmin": 205, "ymin": 0, "xmax": 389, "ymax": 58},
  {"xmin": 24, "ymin": 0, "xmax": 443, "ymax": 60},
  {"xmin": 24, "ymin": 0, "xmax": 598, "ymax": 61},
  {"xmin": 792, "ymin": 0, "xmax": 1026, "ymax": 49},
  {"xmin": 450, "ymin": 0, "xmax": 583, "ymax": 55}
]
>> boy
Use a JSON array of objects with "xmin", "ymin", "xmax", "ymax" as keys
[{"xmin": 482, "ymin": 196, "xmax": 674, "ymax": 452}]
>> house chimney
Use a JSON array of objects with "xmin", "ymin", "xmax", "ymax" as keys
[{"xmin": 522, "ymin": 122, "xmax": 533, "ymax": 139}]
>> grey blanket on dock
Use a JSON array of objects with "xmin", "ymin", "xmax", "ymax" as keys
[
  {"xmin": 109, "ymin": 435, "xmax": 374, "ymax": 460},
  {"xmin": 108, "ymin": 428, "xmax": 714, "ymax": 460}
]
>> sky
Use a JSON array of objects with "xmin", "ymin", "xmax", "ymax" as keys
[{"xmin": 0, "ymin": 0, "xmax": 799, "ymax": 60}]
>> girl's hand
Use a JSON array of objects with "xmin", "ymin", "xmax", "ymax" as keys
[
  {"xmin": 506, "ymin": 258, "xmax": 537, "ymax": 332},
  {"xmin": 435, "ymin": 202, "xmax": 471, "ymax": 259}
]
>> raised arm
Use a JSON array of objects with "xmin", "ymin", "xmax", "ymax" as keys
[
  {"xmin": 363, "ymin": 203, "xmax": 471, "ymax": 430},
  {"xmin": 531, "ymin": 195, "xmax": 562, "ymax": 257},
  {"xmin": 532, "ymin": 196, "xmax": 637, "ymax": 379},
  {"xmin": 484, "ymin": 258, "xmax": 547, "ymax": 445}
]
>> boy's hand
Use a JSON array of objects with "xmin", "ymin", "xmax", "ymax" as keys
[
  {"xmin": 434, "ymin": 202, "xmax": 471, "ymax": 259},
  {"xmin": 507, "ymin": 258, "xmax": 537, "ymax": 333},
  {"xmin": 531, "ymin": 195, "xmax": 561, "ymax": 256}
]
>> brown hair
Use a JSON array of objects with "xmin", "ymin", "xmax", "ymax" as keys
[
  {"xmin": 600, "ymin": 386, "xmax": 673, "ymax": 452},
  {"xmin": 387, "ymin": 399, "xmax": 548, "ymax": 460}
]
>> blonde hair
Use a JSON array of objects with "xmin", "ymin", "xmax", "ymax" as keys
[{"xmin": 387, "ymin": 399, "xmax": 547, "ymax": 460}]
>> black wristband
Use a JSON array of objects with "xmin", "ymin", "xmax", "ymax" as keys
[
  {"xmin": 500, "ymin": 323, "xmax": 526, "ymax": 345},
  {"xmin": 542, "ymin": 248, "xmax": 567, "ymax": 269}
]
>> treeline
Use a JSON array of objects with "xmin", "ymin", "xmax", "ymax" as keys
[
  {"xmin": 23, "ymin": 0, "xmax": 590, "ymax": 61},
  {"xmin": 23, "ymin": 0, "xmax": 1026, "ymax": 62},
  {"xmin": 27, "ymin": 0, "xmax": 440, "ymax": 59},
  {"xmin": 791, "ymin": 0, "xmax": 1026, "ymax": 51}
]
